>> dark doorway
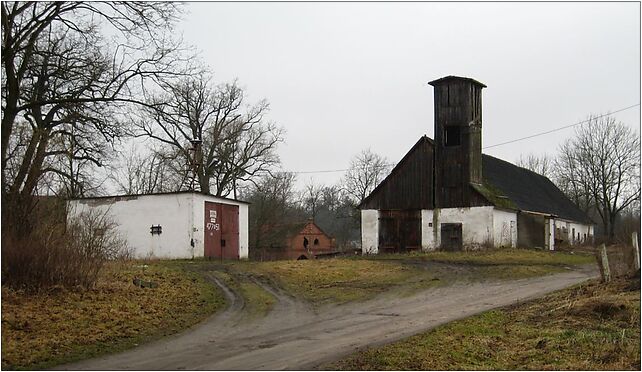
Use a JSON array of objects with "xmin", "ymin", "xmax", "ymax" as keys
[
  {"xmin": 378, "ymin": 210, "xmax": 421, "ymax": 253},
  {"xmin": 440, "ymin": 223, "xmax": 462, "ymax": 251}
]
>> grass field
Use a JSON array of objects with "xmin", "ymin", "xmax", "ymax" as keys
[
  {"xmin": 371, "ymin": 248, "xmax": 595, "ymax": 266},
  {"xmin": 210, "ymin": 270, "xmax": 276, "ymax": 318},
  {"xmin": 324, "ymin": 277, "xmax": 640, "ymax": 370},
  {"xmin": 1, "ymin": 261, "xmax": 226, "ymax": 370},
  {"xmin": 233, "ymin": 259, "xmax": 432, "ymax": 305},
  {"xmin": 232, "ymin": 248, "xmax": 595, "ymax": 305},
  {"xmin": 1, "ymin": 248, "xmax": 599, "ymax": 369}
]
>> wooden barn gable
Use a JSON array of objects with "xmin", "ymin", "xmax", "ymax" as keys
[{"xmin": 359, "ymin": 136, "xmax": 435, "ymax": 210}]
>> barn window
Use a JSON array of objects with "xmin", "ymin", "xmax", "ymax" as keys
[
  {"xmin": 444, "ymin": 126, "xmax": 461, "ymax": 146},
  {"xmin": 150, "ymin": 225, "xmax": 162, "ymax": 235},
  {"xmin": 314, "ymin": 238, "xmax": 319, "ymax": 245}
]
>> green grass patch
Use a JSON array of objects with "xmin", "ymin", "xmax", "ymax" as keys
[
  {"xmin": 210, "ymin": 269, "xmax": 275, "ymax": 318},
  {"xmin": 233, "ymin": 259, "xmax": 441, "ymax": 306},
  {"xmin": 1, "ymin": 260, "xmax": 226, "ymax": 370},
  {"xmin": 324, "ymin": 278, "xmax": 640, "ymax": 370}
]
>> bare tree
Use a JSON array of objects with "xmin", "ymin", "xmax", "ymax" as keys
[
  {"xmin": 516, "ymin": 152, "xmax": 553, "ymax": 178},
  {"xmin": 343, "ymin": 148, "xmax": 391, "ymax": 205},
  {"xmin": 301, "ymin": 178, "xmax": 324, "ymax": 219},
  {"xmin": 1, "ymin": 2, "xmax": 186, "ymax": 235},
  {"xmin": 554, "ymin": 141, "xmax": 594, "ymax": 213},
  {"xmin": 136, "ymin": 74, "xmax": 284, "ymax": 197},
  {"xmin": 241, "ymin": 172, "xmax": 302, "ymax": 252},
  {"xmin": 109, "ymin": 144, "xmax": 178, "ymax": 195},
  {"xmin": 556, "ymin": 115, "xmax": 640, "ymax": 240}
]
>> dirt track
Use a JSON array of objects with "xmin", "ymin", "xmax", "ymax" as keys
[{"xmin": 59, "ymin": 266, "xmax": 597, "ymax": 370}]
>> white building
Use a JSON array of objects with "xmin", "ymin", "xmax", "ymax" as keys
[
  {"xmin": 360, "ymin": 76, "xmax": 594, "ymax": 253},
  {"xmin": 68, "ymin": 191, "xmax": 249, "ymax": 259}
]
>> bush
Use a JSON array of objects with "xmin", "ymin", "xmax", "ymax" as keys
[{"xmin": 2, "ymin": 206, "xmax": 130, "ymax": 291}]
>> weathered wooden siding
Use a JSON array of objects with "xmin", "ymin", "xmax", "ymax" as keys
[
  {"xmin": 517, "ymin": 212, "xmax": 545, "ymax": 248},
  {"xmin": 431, "ymin": 77, "xmax": 486, "ymax": 208},
  {"xmin": 360, "ymin": 136, "xmax": 435, "ymax": 210}
]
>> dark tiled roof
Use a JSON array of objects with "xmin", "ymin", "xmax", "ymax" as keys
[{"xmin": 482, "ymin": 155, "xmax": 592, "ymax": 224}]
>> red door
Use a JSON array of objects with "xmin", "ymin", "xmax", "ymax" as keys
[
  {"xmin": 204, "ymin": 202, "xmax": 239, "ymax": 259},
  {"xmin": 220, "ymin": 204, "xmax": 239, "ymax": 259},
  {"xmin": 204, "ymin": 202, "xmax": 222, "ymax": 258}
]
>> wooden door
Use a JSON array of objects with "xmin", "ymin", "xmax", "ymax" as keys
[
  {"xmin": 378, "ymin": 210, "xmax": 421, "ymax": 253},
  {"xmin": 440, "ymin": 223, "xmax": 462, "ymax": 251},
  {"xmin": 220, "ymin": 204, "xmax": 239, "ymax": 259},
  {"xmin": 204, "ymin": 202, "xmax": 222, "ymax": 258}
]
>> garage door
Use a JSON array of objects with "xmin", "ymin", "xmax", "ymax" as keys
[{"xmin": 204, "ymin": 202, "xmax": 239, "ymax": 259}]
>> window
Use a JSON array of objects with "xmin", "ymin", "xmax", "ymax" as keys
[
  {"xmin": 314, "ymin": 238, "xmax": 319, "ymax": 245},
  {"xmin": 444, "ymin": 126, "xmax": 461, "ymax": 146}
]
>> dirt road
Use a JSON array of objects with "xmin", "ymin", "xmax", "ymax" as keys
[{"xmin": 59, "ymin": 267, "xmax": 596, "ymax": 370}]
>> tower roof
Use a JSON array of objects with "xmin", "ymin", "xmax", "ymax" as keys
[{"xmin": 428, "ymin": 75, "xmax": 487, "ymax": 88}]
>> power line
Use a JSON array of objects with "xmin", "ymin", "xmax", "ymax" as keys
[
  {"xmin": 483, "ymin": 103, "xmax": 640, "ymax": 149},
  {"xmin": 277, "ymin": 163, "xmax": 398, "ymax": 175},
  {"xmin": 281, "ymin": 103, "xmax": 640, "ymax": 174}
]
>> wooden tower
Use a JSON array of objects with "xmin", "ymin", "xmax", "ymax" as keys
[{"xmin": 429, "ymin": 76, "xmax": 486, "ymax": 208}]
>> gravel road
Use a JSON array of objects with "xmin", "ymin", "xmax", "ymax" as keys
[{"xmin": 58, "ymin": 266, "xmax": 597, "ymax": 370}]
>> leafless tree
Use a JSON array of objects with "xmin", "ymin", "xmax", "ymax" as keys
[
  {"xmin": 516, "ymin": 152, "xmax": 553, "ymax": 178},
  {"xmin": 241, "ymin": 172, "xmax": 302, "ymax": 252},
  {"xmin": 555, "ymin": 115, "xmax": 640, "ymax": 240},
  {"xmin": 343, "ymin": 148, "xmax": 391, "ymax": 205},
  {"xmin": 109, "ymin": 144, "xmax": 178, "ymax": 195},
  {"xmin": 301, "ymin": 178, "xmax": 324, "ymax": 219},
  {"xmin": 136, "ymin": 73, "xmax": 284, "ymax": 197},
  {"xmin": 1, "ymin": 2, "xmax": 187, "ymax": 235}
]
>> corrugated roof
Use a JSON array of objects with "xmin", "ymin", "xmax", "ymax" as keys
[{"xmin": 481, "ymin": 155, "xmax": 592, "ymax": 224}]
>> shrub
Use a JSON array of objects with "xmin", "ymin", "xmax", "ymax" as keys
[{"xmin": 2, "ymin": 206, "xmax": 129, "ymax": 291}]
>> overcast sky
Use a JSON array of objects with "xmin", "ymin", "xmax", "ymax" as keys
[{"xmin": 179, "ymin": 2, "xmax": 640, "ymax": 188}]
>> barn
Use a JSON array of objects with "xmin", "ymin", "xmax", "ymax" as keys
[
  {"xmin": 67, "ymin": 191, "xmax": 249, "ymax": 259},
  {"xmin": 251, "ymin": 220, "xmax": 337, "ymax": 260},
  {"xmin": 360, "ymin": 75, "xmax": 594, "ymax": 253}
]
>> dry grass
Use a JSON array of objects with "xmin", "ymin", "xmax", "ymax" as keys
[
  {"xmin": 231, "ymin": 249, "xmax": 594, "ymax": 306},
  {"xmin": 373, "ymin": 248, "xmax": 596, "ymax": 266},
  {"xmin": 1, "ymin": 260, "xmax": 225, "ymax": 370},
  {"xmin": 325, "ymin": 277, "xmax": 640, "ymax": 370}
]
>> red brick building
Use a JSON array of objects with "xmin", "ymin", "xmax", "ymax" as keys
[{"xmin": 252, "ymin": 220, "xmax": 337, "ymax": 260}]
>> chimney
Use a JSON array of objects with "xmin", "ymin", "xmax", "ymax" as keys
[{"xmin": 428, "ymin": 76, "xmax": 486, "ymax": 208}]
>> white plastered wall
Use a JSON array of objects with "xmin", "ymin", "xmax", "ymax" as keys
[
  {"xmin": 421, "ymin": 206, "xmax": 495, "ymax": 250},
  {"xmin": 361, "ymin": 209, "xmax": 379, "ymax": 254},
  {"xmin": 68, "ymin": 193, "xmax": 194, "ymax": 259},
  {"xmin": 68, "ymin": 193, "xmax": 249, "ymax": 259},
  {"xmin": 558, "ymin": 219, "xmax": 594, "ymax": 245},
  {"xmin": 493, "ymin": 209, "xmax": 518, "ymax": 248}
]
